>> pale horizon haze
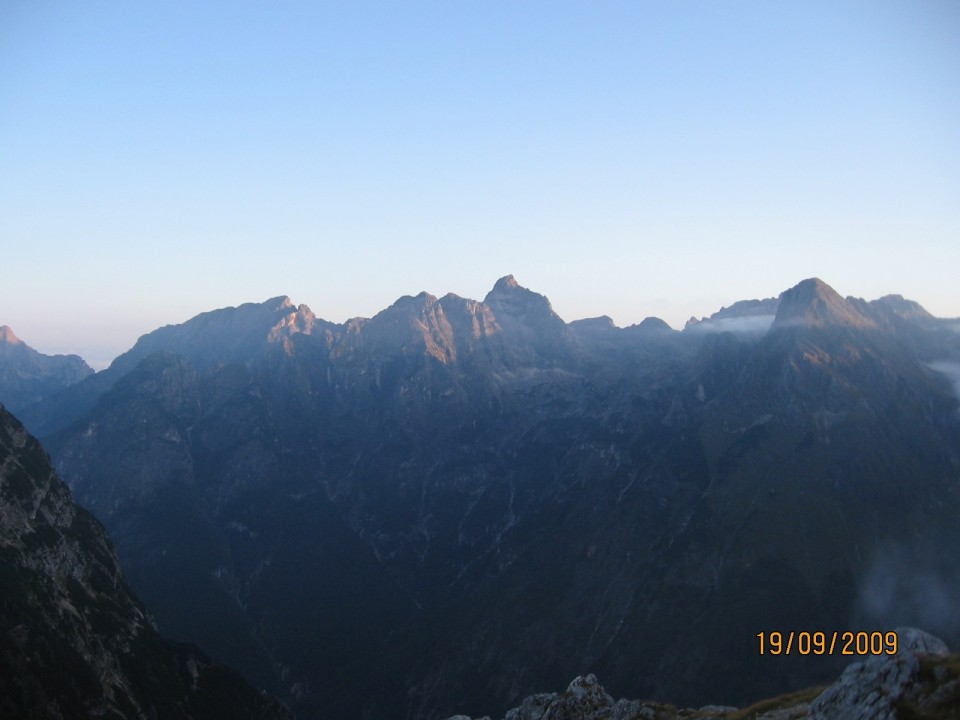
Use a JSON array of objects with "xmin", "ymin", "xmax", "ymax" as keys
[{"xmin": 2, "ymin": 2, "xmax": 958, "ymax": 370}]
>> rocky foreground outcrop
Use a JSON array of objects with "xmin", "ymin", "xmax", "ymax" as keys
[
  {"xmin": 0, "ymin": 403, "xmax": 292, "ymax": 720},
  {"xmin": 447, "ymin": 628, "xmax": 960, "ymax": 720},
  {"xmin": 807, "ymin": 628, "xmax": 956, "ymax": 720}
]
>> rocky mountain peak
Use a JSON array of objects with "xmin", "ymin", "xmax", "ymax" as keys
[
  {"xmin": 871, "ymin": 294, "xmax": 934, "ymax": 321},
  {"xmin": 0, "ymin": 327, "xmax": 94, "ymax": 414},
  {"xmin": 490, "ymin": 274, "xmax": 521, "ymax": 292},
  {"xmin": 773, "ymin": 277, "xmax": 877, "ymax": 329},
  {"xmin": 0, "ymin": 325, "xmax": 23, "ymax": 345},
  {"xmin": 267, "ymin": 295, "xmax": 295, "ymax": 309},
  {"xmin": 481, "ymin": 275, "xmax": 573, "ymax": 364},
  {"xmin": 483, "ymin": 276, "xmax": 557, "ymax": 317},
  {"xmin": 635, "ymin": 316, "xmax": 673, "ymax": 332},
  {"xmin": 359, "ymin": 291, "xmax": 458, "ymax": 363}
]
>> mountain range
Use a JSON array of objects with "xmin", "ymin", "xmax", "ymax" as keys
[{"xmin": 3, "ymin": 276, "xmax": 960, "ymax": 720}]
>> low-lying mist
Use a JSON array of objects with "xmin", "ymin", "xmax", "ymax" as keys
[
  {"xmin": 855, "ymin": 542, "xmax": 960, "ymax": 649},
  {"xmin": 927, "ymin": 361, "xmax": 960, "ymax": 402},
  {"xmin": 686, "ymin": 314, "xmax": 776, "ymax": 335}
]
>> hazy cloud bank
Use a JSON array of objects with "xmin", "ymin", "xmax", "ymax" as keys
[
  {"xmin": 856, "ymin": 543, "xmax": 960, "ymax": 649},
  {"xmin": 926, "ymin": 361, "xmax": 960, "ymax": 401},
  {"xmin": 685, "ymin": 315, "xmax": 776, "ymax": 335}
]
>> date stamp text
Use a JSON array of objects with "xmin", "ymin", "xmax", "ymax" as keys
[{"xmin": 756, "ymin": 631, "xmax": 898, "ymax": 656}]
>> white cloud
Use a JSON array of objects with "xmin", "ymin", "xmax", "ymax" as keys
[{"xmin": 685, "ymin": 314, "xmax": 776, "ymax": 335}]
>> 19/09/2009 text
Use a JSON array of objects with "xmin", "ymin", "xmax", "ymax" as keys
[{"xmin": 756, "ymin": 631, "xmax": 898, "ymax": 656}]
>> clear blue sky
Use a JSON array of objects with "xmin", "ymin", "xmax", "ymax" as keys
[{"xmin": 2, "ymin": 1, "xmax": 958, "ymax": 368}]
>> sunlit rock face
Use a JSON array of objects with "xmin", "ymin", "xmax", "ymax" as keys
[
  {"xmin": 24, "ymin": 276, "xmax": 960, "ymax": 720},
  {"xmin": 0, "ymin": 403, "xmax": 293, "ymax": 720}
]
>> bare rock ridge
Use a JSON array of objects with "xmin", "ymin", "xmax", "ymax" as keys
[
  {"xmin": 356, "ymin": 291, "xmax": 460, "ymax": 364},
  {"xmin": 0, "ymin": 402, "xmax": 293, "ymax": 720},
  {"xmin": 447, "ymin": 628, "xmax": 959, "ymax": 720},
  {"xmin": 0, "ymin": 326, "xmax": 93, "ymax": 413},
  {"xmin": 109, "ymin": 295, "xmax": 325, "ymax": 374}
]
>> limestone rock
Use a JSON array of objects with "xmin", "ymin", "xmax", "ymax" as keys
[{"xmin": 808, "ymin": 627, "xmax": 951, "ymax": 720}]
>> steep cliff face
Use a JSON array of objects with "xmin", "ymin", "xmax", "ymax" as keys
[
  {"xmin": 0, "ymin": 403, "xmax": 293, "ymax": 720},
  {"xmin": 24, "ymin": 277, "xmax": 960, "ymax": 720},
  {"xmin": 0, "ymin": 326, "xmax": 93, "ymax": 413}
]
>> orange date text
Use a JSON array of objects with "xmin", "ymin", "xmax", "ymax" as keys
[{"xmin": 756, "ymin": 631, "xmax": 898, "ymax": 656}]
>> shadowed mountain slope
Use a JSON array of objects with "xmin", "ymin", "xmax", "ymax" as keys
[{"xmin": 0, "ymin": 403, "xmax": 293, "ymax": 720}]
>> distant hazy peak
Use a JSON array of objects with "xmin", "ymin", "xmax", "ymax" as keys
[
  {"xmin": 682, "ymin": 296, "xmax": 779, "ymax": 335},
  {"xmin": 871, "ymin": 294, "xmax": 933, "ymax": 320},
  {"xmin": 0, "ymin": 326, "xmax": 94, "ymax": 415},
  {"xmin": 635, "ymin": 316, "xmax": 673, "ymax": 332},
  {"xmin": 773, "ymin": 277, "xmax": 877, "ymax": 329},
  {"xmin": 569, "ymin": 316, "xmax": 617, "ymax": 330},
  {"xmin": 708, "ymin": 297, "xmax": 780, "ymax": 321},
  {"xmin": 0, "ymin": 326, "xmax": 23, "ymax": 345}
]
